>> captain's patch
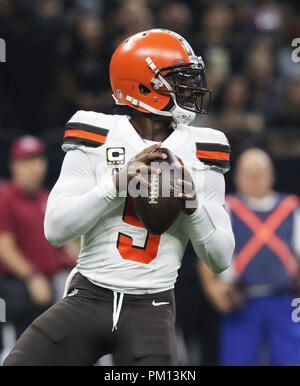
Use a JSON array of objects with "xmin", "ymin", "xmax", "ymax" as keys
[{"xmin": 106, "ymin": 147, "xmax": 125, "ymax": 165}]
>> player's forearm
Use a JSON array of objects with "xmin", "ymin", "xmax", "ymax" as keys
[
  {"xmin": 197, "ymin": 259, "xmax": 218, "ymax": 291},
  {"xmin": 199, "ymin": 226, "xmax": 235, "ymax": 274},
  {"xmin": 184, "ymin": 204, "xmax": 235, "ymax": 273},
  {"xmin": 44, "ymin": 177, "xmax": 117, "ymax": 247}
]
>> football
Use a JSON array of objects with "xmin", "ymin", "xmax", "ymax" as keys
[{"xmin": 132, "ymin": 147, "xmax": 184, "ymax": 234}]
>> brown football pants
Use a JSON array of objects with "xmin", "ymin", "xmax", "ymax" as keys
[{"xmin": 3, "ymin": 272, "xmax": 177, "ymax": 366}]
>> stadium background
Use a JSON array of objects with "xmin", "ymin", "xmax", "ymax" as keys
[{"xmin": 0, "ymin": 0, "xmax": 299, "ymax": 365}]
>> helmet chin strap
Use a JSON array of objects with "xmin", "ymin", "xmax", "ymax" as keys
[
  {"xmin": 170, "ymin": 104, "xmax": 196, "ymax": 125},
  {"xmin": 124, "ymin": 95, "xmax": 195, "ymax": 125}
]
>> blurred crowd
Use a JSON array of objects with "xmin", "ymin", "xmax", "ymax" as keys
[
  {"xmin": 0, "ymin": 0, "xmax": 300, "ymax": 366},
  {"xmin": 0, "ymin": 0, "xmax": 299, "ymax": 155}
]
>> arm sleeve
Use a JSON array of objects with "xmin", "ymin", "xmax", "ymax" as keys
[
  {"xmin": 183, "ymin": 168, "xmax": 235, "ymax": 274},
  {"xmin": 44, "ymin": 148, "xmax": 117, "ymax": 247}
]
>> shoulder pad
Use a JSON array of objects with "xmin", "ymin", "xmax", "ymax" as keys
[
  {"xmin": 192, "ymin": 127, "xmax": 231, "ymax": 172},
  {"xmin": 62, "ymin": 110, "xmax": 110, "ymax": 149}
]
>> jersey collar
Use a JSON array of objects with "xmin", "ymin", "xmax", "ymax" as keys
[{"xmin": 122, "ymin": 116, "xmax": 191, "ymax": 154}]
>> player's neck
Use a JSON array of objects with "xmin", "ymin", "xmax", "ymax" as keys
[{"xmin": 130, "ymin": 115, "xmax": 173, "ymax": 142}]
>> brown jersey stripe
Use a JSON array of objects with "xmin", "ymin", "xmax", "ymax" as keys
[
  {"xmin": 197, "ymin": 158, "xmax": 230, "ymax": 168},
  {"xmin": 195, "ymin": 142, "xmax": 231, "ymax": 153},
  {"xmin": 195, "ymin": 142, "xmax": 231, "ymax": 169},
  {"xmin": 66, "ymin": 122, "xmax": 109, "ymax": 137}
]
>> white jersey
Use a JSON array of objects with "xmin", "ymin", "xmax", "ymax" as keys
[{"xmin": 44, "ymin": 111, "xmax": 235, "ymax": 294}]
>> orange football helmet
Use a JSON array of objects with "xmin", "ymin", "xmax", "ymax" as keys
[{"xmin": 109, "ymin": 29, "xmax": 211, "ymax": 124}]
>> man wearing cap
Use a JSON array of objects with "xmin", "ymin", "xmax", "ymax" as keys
[{"xmin": 0, "ymin": 136, "xmax": 76, "ymax": 342}]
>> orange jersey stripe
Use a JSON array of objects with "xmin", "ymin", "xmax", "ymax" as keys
[
  {"xmin": 196, "ymin": 150, "xmax": 230, "ymax": 161},
  {"xmin": 64, "ymin": 129, "xmax": 107, "ymax": 144}
]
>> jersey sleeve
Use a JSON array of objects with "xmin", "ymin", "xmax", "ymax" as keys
[
  {"xmin": 183, "ymin": 167, "xmax": 235, "ymax": 274},
  {"xmin": 62, "ymin": 110, "xmax": 110, "ymax": 150},
  {"xmin": 44, "ymin": 148, "xmax": 117, "ymax": 247},
  {"xmin": 193, "ymin": 128, "xmax": 231, "ymax": 173}
]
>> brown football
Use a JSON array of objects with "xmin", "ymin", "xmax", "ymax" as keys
[{"xmin": 132, "ymin": 147, "xmax": 184, "ymax": 235}]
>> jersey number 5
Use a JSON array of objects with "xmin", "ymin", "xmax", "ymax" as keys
[{"xmin": 117, "ymin": 197, "xmax": 161, "ymax": 264}]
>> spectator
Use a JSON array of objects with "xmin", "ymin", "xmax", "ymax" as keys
[
  {"xmin": 199, "ymin": 148, "xmax": 300, "ymax": 365},
  {"xmin": 276, "ymin": 9, "xmax": 300, "ymax": 80},
  {"xmin": 0, "ymin": 136, "xmax": 76, "ymax": 343},
  {"xmin": 0, "ymin": 0, "xmax": 68, "ymax": 132},
  {"xmin": 194, "ymin": 2, "xmax": 234, "ymax": 76},
  {"xmin": 59, "ymin": 12, "xmax": 113, "ymax": 114},
  {"xmin": 244, "ymin": 38, "xmax": 278, "ymax": 124},
  {"xmin": 271, "ymin": 78, "xmax": 300, "ymax": 128},
  {"xmin": 216, "ymin": 75, "xmax": 265, "ymax": 135},
  {"xmin": 158, "ymin": 1, "xmax": 192, "ymax": 40},
  {"xmin": 109, "ymin": 0, "xmax": 154, "ymax": 46}
]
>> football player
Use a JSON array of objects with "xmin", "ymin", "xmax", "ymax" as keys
[{"xmin": 4, "ymin": 29, "xmax": 235, "ymax": 366}]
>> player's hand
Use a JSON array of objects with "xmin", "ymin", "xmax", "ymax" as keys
[
  {"xmin": 113, "ymin": 143, "xmax": 166, "ymax": 193},
  {"xmin": 175, "ymin": 155, "xmax": 198, "ymax": 215},
  {"xmin": 26, "ymin": 273, "xmax": 52, "ymax": 306},
  {"xmin": 206, "ymin": 280, "xmax": 245, "ymax": 313}
]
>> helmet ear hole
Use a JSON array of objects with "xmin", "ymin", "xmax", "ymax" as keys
[{"xmin": 139, "ymin": 84, "xmax": 151, "ymax": 95}]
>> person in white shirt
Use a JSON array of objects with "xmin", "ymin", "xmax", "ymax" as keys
[{"xmin": 4, "ymin": 29, "xmax": 234, "ymax": 366}]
